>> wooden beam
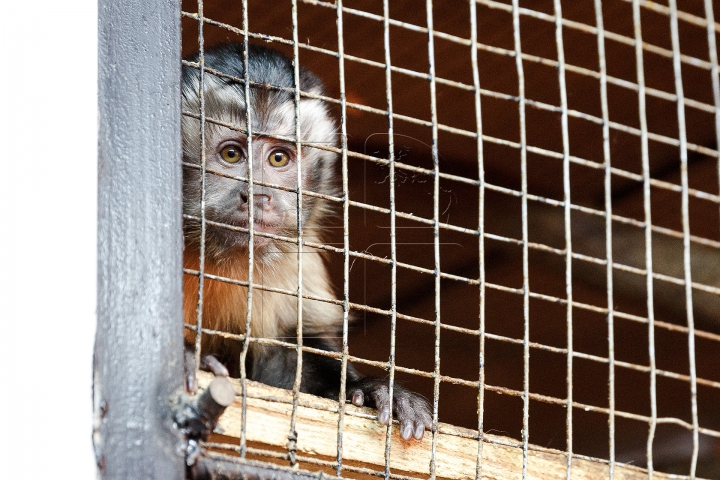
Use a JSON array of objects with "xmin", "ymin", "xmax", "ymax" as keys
[{"xmin": 197, "ymin": 372, "xmax": 680, "ymax": 479}]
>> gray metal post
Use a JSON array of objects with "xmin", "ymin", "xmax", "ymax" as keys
[{"xmin": 96, "ymin": 0, "xmax": 184, "ymax": 478}]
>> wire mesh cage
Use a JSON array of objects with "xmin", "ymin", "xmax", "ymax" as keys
[{"xmin": 104, "ymin": 0, "xmax": 720, "ymax": 478}]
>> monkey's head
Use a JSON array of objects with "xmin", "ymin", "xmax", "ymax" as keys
[{"xmin": 181, "ymin": 43, "xmax": 338, "ymax": 263}]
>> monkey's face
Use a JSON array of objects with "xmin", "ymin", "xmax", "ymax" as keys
[
  {"xmin": 183, "ymin": 131, "xmax": 313, "ymax": 258},
  {"xmin": 181, "ymin": 78, "xmax": 337, "ymax": 262}
]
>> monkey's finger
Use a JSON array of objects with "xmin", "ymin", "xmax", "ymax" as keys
[
  {"xmin": 410, "ymin": 396, "xmax": 433, "ymax": 430},
  {"xmin": 200, "ymin": 355, "xmax": 229, "ymax": 377},
  {"xmin": 413, "ymin": 422, "xmax": 425, "ymax": 440},
  {"xmin": 185, "ymin": 349, "xmax": 197, "ymax": 392},
  {"xmin": 378, "ymin": 408, "xmax": 391, "ymax": 425},
  {"xmin": 350, "ymin": 389, "xmax": 364, "ymax": 407},
  {"xmin": 400, "ymin": 421, "xmax": 414, "ymax": 441},
  {"xmin": 185, "ymin": 371, "xmax": 197, "ymax": 393},
  {"xmin": 423, "ymin": 411, "xmax": 433, "ymax": 429},
  {"xmin": 421, "ymin": 409, "xmax": 433, "ymax": 430},
  {"xmin": 371, "ymin": 385, "xmax": 391, "ymax": 425},
  {"xmin": 394, "ymin": 396, "xmax": 414, "ymax": 441}
]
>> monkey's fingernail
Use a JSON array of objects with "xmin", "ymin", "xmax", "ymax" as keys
[
  {"xmin": 378, "ymin": 409, "xmax": 390, "ymax": 425},
  {"xmin": 413, "ymin": 423, "xmax": 425, "ymax": 440},
  {"xmin": 400, "ymin": 423, "xmax": 412, "ymax": 440},
  {"xmin": 352, "ymin": 391, "xmax": 364, "ymax": 406}
]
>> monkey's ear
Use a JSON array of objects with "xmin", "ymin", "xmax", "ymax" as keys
[
  {"xmin": 298, "ymin": 66, "xmax": 327, "ymax": 97},
  {"xmin": 298, "ymin": 98, "xmax": 337, "ymax": 148},
  {"xmin": 303, "ymin": 84, "xmax": 325, "ymax": 96}
]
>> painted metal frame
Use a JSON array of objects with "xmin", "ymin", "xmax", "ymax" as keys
[{"xmin": 96, "ymin": 1, "xmax": 185, "ymax": 478}]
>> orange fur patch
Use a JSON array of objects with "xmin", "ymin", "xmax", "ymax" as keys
[{"xmin": 183, "ymin": 246, "xmax": 343, "ymax": 353}]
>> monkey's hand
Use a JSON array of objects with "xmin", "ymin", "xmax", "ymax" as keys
[{"xmin": 348, "ymin": 378, "xmax": 432, "ymax": 441}]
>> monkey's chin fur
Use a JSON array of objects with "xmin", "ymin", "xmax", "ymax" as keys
[
  {"xmin": 184, "ymin": 220, "xmax": 298, "ymax": 264},
  {"xmin": 208, "ymin": 234, "xmax": 299, "ymax": 267}
]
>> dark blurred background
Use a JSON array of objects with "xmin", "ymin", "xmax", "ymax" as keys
[{"xmin": 182, "ymin": 0, "xmax": 720, "ymax": 476}]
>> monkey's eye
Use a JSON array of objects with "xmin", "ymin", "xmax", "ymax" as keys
[
  {"xmin": 268, "ymin": 150, "xmax": 290, "ymax": 168},
  {"xmin": 220, "ymin": 145, "xmax": 243, "ymax": 164}
]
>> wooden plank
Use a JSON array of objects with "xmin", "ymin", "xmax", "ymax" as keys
[{"xmin": 197, "ymin": 372, "xmax": 679, "ymax": 479}]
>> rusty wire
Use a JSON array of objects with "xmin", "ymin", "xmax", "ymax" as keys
[
  {"xmin": 593, "ymin": 0, "xmax": 616, "ymax": 476},
  {"xmin": 192, "ymin": 0, "xmax": 208, "ymax": 396},
  {"xmin": 629, "ymin": 1, "xmax": 659, "ymax": 476},
  {"xmin": 288, "ymin": 0, "xmax": 306, "ymax": 468},
  {"xmin": 707, "ymin": 0, "xmax": 720, "ymax": 226},
  {"xmin": 237, "ymin": 0, "xmax": 254, "ymax": 459},
  {"xmin": 551, "ymin": 0, "xmax": 574, "ymax": 475},
  {"xmin": 424, "ymin": 0, "xmax": 443, "ymax": 477},
  {"xmin": 333, "ymin": 0, "xmax": 351, "ymax": 474},
  {"xmin": 468, "ymin": 0, "xmax": 486, "ymax": 478},
  {"xmin": 668, "ymin": 0, "xmax": 701, "ymax": 475},
  {"xmin": 380, "ymin": 0, "xmax": 399, "ymax": 477}
]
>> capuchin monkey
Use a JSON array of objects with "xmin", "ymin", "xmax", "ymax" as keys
[{"xmin": 182, "ymin": 43, "xmax": 431, "ymax": 441}]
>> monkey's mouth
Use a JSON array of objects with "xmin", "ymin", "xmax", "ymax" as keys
[
  {"xmin": 246, "ymin": 220, "xmax": 282, "ymax": 236},
  {"xmin": 204, "ymin": 212, "xmax": 293, "ymax": 253},
  {"xmin": 225, "ymin": 217, "xmax": 287, "ymax": 239}
]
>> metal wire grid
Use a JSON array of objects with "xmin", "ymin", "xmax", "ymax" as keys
[{"xmin": 181, "ymin": 0, "xmax": 720, "ymax": 478}]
